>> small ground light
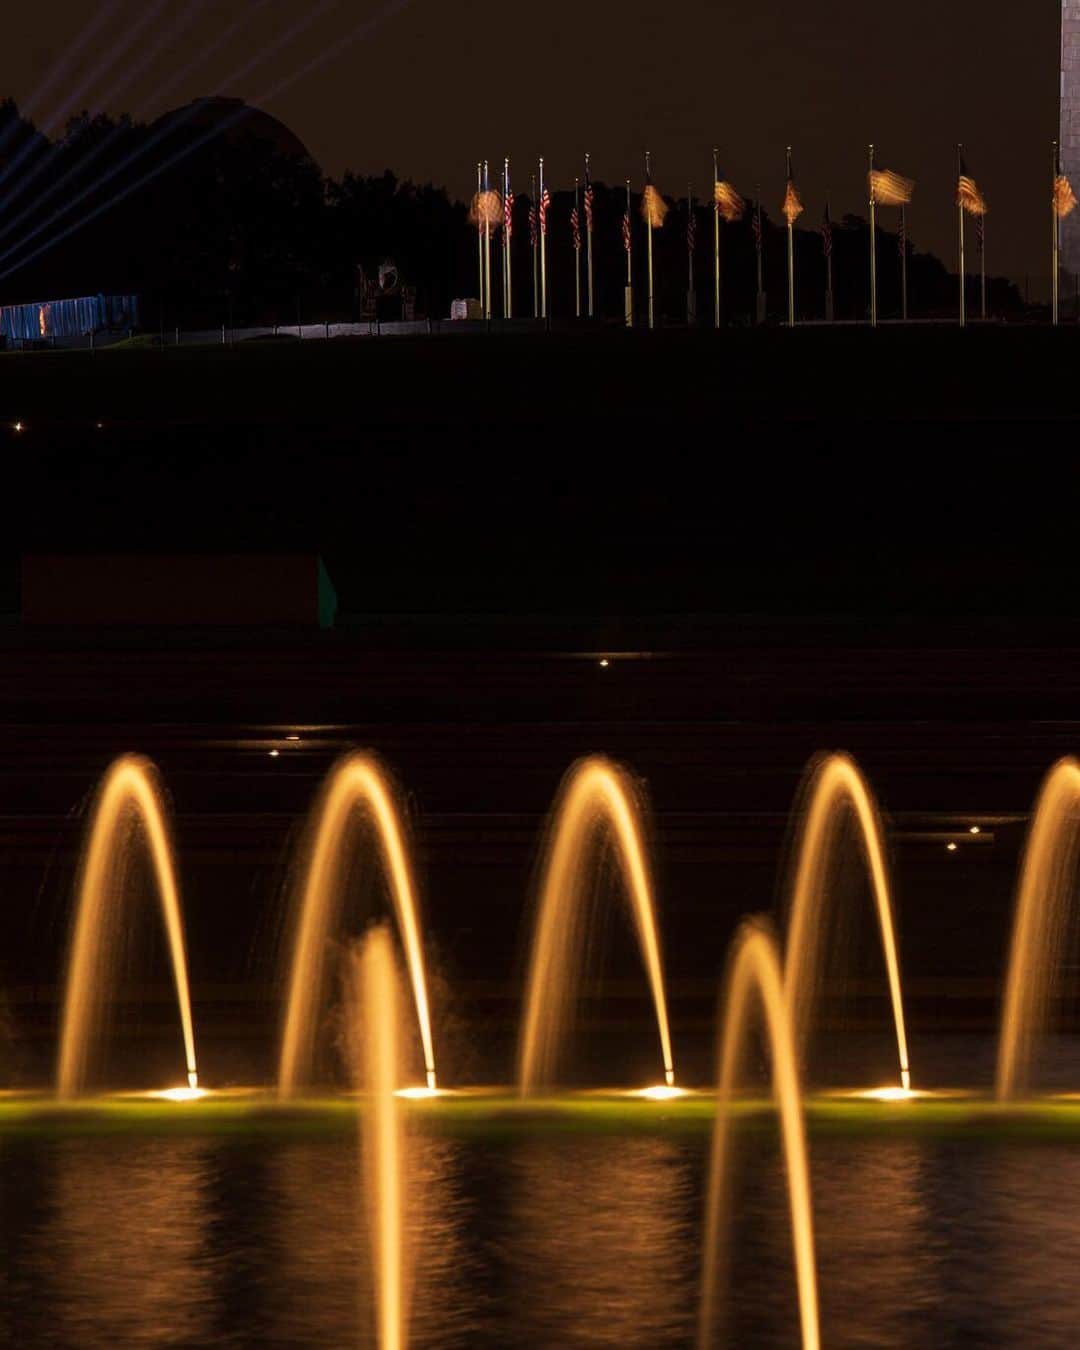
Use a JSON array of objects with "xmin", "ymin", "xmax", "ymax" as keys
[
  {"xmin": 947, "ymin": 842, "xmax": 958, "ymax": 852},
  {"xmin": 969, "ymin": 826, "xmax": 981, "ymax": 834},
  {"xmin": 599, "ymin": 658, "xmax": 610, "ymax": 668},
  {"xmin": 12, "ymin": 421, "xmax": 23, "ymax": 433},
  {"xmin": 285, "ymin": 734, "xmax": 300, "ymax": 741},
  {"xmin": 269, "ymin": 749, "xmax": 280, "ymax": 758}
]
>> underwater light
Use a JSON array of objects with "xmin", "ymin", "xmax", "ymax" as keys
[
  {"xmin": 859, "ymin": 1086, "xmax": 916, "ymax": 1102},
  {"xmin": 155, "ymin": 1086, "xmax": 208, "ymax": 1102},
  {"xmin": 394, "ymin": 1086, "xmax": 443, "ymax": 1099},
  {"xmin": 638, "ymin": 1085, "xmax": 686, "ymax": 1101}
]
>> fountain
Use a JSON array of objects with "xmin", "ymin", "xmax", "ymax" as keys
[
  {"xmin": 278, "ymin": 752, "xmax": 437, "ymax": 1098},
  {"xmin": 56, "ymin": 754, "xmax": 199, "ymax": 1099},
  {"xmin": 699, "ymin": 916, "xmax": 819, "ymax": 1350},
  {"xmin": 997, "ymin": 757, "xmax": 1080, "ymax": 1100},
  {"xmin": 349, "ymin": 925, "xmax": 409, "ymax": 1350},
  {"xmin": 784, "ymin": 752, "xmax": 911, "ymax": 1092},
  {"xmin": 517, "ymin": 756, "xmax": 675, "ymax": 1094}
]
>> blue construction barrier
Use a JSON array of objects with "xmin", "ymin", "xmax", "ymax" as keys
[{"xmin": 0, "ymin": 294, "xmax": 139, "ymax": 342}]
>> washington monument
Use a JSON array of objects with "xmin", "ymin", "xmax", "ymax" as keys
[{"xmin": 1063, "ymin": 2, "xmax": 1080, "ymax": 269}]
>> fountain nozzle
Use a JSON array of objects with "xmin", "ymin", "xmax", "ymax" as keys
[
  {"xmin": 665, "ymin": 1068, "xmax": 675, "ymax": 1087},
  {"xmin": 426, "ymin": 1069, "xmax": 437, "ymax": 1091},
  {"xmin": 188, "ymin": 1070, "xmax": 199, "ymax": 1091},
  {"xmin": 901, "ymin": 1068, "xmax": 911, "ymax": 1093}
]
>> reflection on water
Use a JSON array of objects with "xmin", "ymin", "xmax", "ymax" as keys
[
  {"xmin": 9, "ymin": 1137, "xmax": 213, "ymax": 1347},
  {"xmin": 921, "ymin": 1143, "xmax": 1080, "ymax": 1348},
  {"xmin": 269, "ymin": 1135, "xmax": 476, "ymax": 1348},
  {"xmin": 498, "ymin": 1136, "xmax": 696, "ymax": 1348},
  {"xmin": 814, "ymin": 1140, "xmax": 940, "ymax": 1347},
  {"xmin": 7, "ymin": 1126, "xmax": 1080, "ymax": 1345}
]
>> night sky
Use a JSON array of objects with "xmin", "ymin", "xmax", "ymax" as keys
[{"xmin": 0, "ymin": 1, "xmax": 1063, "ymax": 286}]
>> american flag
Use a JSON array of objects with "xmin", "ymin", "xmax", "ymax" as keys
[
  {"xmin": 821, "ymin": 205, "xmax": 832, "ymax": 259},
  {"xmin": 622, "ymin": 205, "xmax": 631, "ymax": 252},
  {"xmin": 571, "ymin": 204, "xmax": 581, "ymax": 252},
  {"xmin": 687, "ymin": 204, "xmax": 696, "ymax": 255},
  {"xmin": 584, "ymin": 180, "xmax": 594, "ymax": 232},
  {"xmin": 957, "ymin": 157, "xmax": 987, "ymax": 216},
  {"xmin": 1055, "ymin": 173, "xmax": 1078, "ymax": 219},
  {"xmin": 782, "ymin": 179, "xmax": 803, "ymax": 226},
  {"xmin": 504, "ymin": 188, "xmax": 514, "ymax": 240},
  {"xmin": 869, "ymin": 168, "xmax": 915, "ymax": 207},
  {"xmin": 713, "ymin": 181, "xmax": 744, "ymax": 222},
  {"xmin": 529, "ymin": 201, "xmax": 537, "ymax": 249},
  {"xmin": 539, "ymin": 184, "xmax": 551, "ymax": 236}
]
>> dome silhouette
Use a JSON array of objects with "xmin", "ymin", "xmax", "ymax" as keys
[{"xmin": 152, "ymin": 97, "xmax": 315, "ymax": 166}]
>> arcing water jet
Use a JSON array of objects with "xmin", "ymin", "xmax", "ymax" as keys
[
  {"xmin": 56, "ymin": 755, "xmax": 198, "ymax": 1098},
  {"xmin": 997, "ymin": 757, "xmax": 1080, "ymax": 1100},
  {"xmin": 349, "ymin": 924, "xmax": 409, "ymax": 1350},
  {"xmin": 784, "ymin": 752, "xmax": 911, "ymax": 1091},
  {"xmin": 517, "ymin": 756, "xmax": 675, "ymax": 1095},
  {"xmin": 278, "ymin": 753, "xmax": 436, "ymax": 1098},
  {"xmin": 699, "ymin": 917, "xmax": 819, "ymax": 1350}
]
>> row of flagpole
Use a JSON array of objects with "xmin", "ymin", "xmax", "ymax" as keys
[{"xmin": 473, "ymin": 145, "xmax": 1080, "ymax": 327}]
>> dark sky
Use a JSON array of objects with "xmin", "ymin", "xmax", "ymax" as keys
[{"xmin": 0, "ymin": 1, "xmax": 1062, "ymax": 285}]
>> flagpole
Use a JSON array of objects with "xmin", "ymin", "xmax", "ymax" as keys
[
  {"xmin": 980, "ymin": 215, "xmax": 986, "ymax": 320},
  {"xmin": 785, "ymin": 146, "xmax": 795, "ymax": 327},
  {"xmin": 502, "ymin": 159, "xmax": 508, "ymax": 319},
  {"xmin": 625, "ymin": 178, "xmax": 634, "ymax": 328},
  {"xmin": 825, "ymin": 193, "xmax": 834, "ymax": 322},
  {"xmin": 869, "ymin": 144, "xmax": 877, "ymax": 329},
  {"xmin": 900, "ymin": 204, "xmax": 908, "ymax": 321},
  {"xmin": 504, "ymin": 157, "xmax": 513, "ymax": 319},
  {"xmin": 573, "ymin": 177, "xmax": 581, "ymax": 318},
  {"xmin": 483, "ymin": 160, "xmax": 492, "ymax": 321},
  {"xmin": 585, "ymin": 153, "xmax": 594, "ymax": 318},
  {"xmin": 713, "ymin": 148, "xmax": 721, "ymax": 328},
  {"xmin": 755, "ymin": 185, "xmax": 765, "ymax": 324},
  {"xmin": 687, "ymin": 182, "xmax": 695, "ymax": 325},
  {"xmin": 531, "ymin": 172, "xmax": 539, "ymax": 319},
  {"xmin": 1053, "ymin": 141, "xmax": 1061, "ymax": 327},
  {"xmin": 477, "ymin": 161, "xmax": 485, "ymax": 316},
  {"xmin": 646, "ymin": 151, "xmax": 655, "ymax": 330},
  {"xmin": 958, "ymin": 144, "xmax": 966, "ymax": 329},
  {"xmin": 539, "ymin": 158, "xmax": 548, "ymax": 321}
]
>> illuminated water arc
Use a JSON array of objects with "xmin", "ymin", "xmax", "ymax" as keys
[
  {"xmin": 352, "ymin": 926, "xmax": 408, "ymax": 1350},
  {"xmin": 784, "ymin": 752, "xmax": 911, "ymax": 1092},
  {"xmin": 278, "ymin": 753, "xmax": 436, "ymax": 1099},
  {"xmin": 56, "ymin": 755, "xmax": 199, "ymax": 1099},
  {"xmin": 699, "ymin": 918, "xmax": 819, "ymax": 1350},
  {"xmin": 517, "ymin": 757, "xmax": 675, "ymax": 1095},
  {"xmin": 997, "ymin": 757, "xmax": 1080, "ymax": 1100}
]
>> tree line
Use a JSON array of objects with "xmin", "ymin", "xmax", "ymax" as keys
[{"xmin": 0, "ymin": 100, "xmax": 1021, "ymax": 328}]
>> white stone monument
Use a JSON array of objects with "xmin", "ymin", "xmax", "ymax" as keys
[{"xmin": 1062, "ymin": 3, "xmax": 1080, "ymax": 272}]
